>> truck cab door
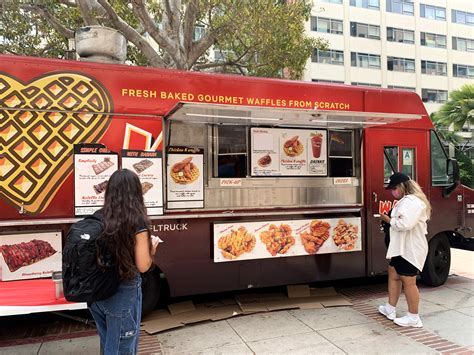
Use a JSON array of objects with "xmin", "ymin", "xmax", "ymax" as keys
[{"xmin": 364, "ymin": 128, "xmax": 429, "ymax": 275}]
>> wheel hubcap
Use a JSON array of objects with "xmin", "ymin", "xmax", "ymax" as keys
[{"xmin": 434, "ymin": 247, "xmax": 448, "ymax": 274}]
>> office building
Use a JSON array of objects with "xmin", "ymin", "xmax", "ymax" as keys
[{"xmin": 305, "ymin": 0, "xmax": 473, "ymax": 116}]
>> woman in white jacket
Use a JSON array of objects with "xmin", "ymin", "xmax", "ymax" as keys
[{"xmin": 378, "ymin": 172, "xmax": 431, "ymax": 328}]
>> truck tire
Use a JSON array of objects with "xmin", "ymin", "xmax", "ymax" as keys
[
  {"xmin": 421, "ymin": 234, "xmax": 451, "ymax": 287},
  {"xmin": 141, "ymin": 267, "xmax": 161, "ymax": 316}
]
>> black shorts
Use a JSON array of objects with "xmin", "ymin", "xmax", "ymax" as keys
[{"xmin": 389, "ymin": 256, "xmax": 419, "ymax": 277}]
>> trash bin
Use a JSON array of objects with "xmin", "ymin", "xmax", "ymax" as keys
[{"xmin": 52, "ymin": 271, "xmax": 64, "ymax": 299}]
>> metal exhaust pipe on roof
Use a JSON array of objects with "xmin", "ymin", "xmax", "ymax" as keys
[{"xmin": 75, "ymin": 26, "xmax": 127, "ymax": 64}]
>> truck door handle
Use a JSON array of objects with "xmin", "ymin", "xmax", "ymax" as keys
[{"xmin": 373, "ymin": 192, "xmax": 378, "ymax": 203}]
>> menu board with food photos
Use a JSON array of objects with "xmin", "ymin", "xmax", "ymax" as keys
[
  {"xmin": 213, "ymin": 217, "xmax": 362, "ymax": 262},
  {"xmin": 121, "ymin": 149, "xmax": 163, "ymax": 216},
  {"xmin": 166, "ymin": 146, "xmax": 204, "ymax": 209},
  {"xmin": 250, "ymin": 128, "xmax": 327, "ymax": 177},
  {"xmin": 74, "ymin": 144, "xmax": 118, "ymax": 216}
]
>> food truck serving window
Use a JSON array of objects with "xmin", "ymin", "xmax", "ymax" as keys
[
  {"xmin": 328, "ymin": 130, "xmax": 354, "ymax": 177},
  {"xmin": 214, "ymin": 125, "xmax": 247, "ymax": 178},
  {"xmin": 213, "ymin": 125, "xmax": 355, "ymax": 178}
]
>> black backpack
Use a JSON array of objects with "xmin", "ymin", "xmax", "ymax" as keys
[{"xmin": 62, "ymin": 210, "xmax": 120, "ymax": 304}]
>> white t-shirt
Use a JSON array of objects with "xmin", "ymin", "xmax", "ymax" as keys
[{"xmin": 386, "ymin": 194, "xmax": 429, "ymax": 271}]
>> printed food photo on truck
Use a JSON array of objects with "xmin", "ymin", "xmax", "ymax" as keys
[{"xmin": 0, "ymin": 54, "xmax": 472, "ymax": 317}]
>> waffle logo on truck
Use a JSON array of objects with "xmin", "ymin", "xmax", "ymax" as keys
[{"xmin": 0, "ymin": 73, "xmax": 112, "ymax": 214}]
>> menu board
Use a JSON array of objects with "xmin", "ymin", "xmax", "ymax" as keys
[
  {"xmin": 251, "ymin": 128, "xmax": 327, "ymax": 176},
  {"xmin": 214, "ymin": 217, "xmax": 361, "ymax": 263},
  {"xmin": 166, "ymin": 146, "xmax": 204, "ymax": 209},
  {"xmin": 74, "ymin": 144, "xmax": 118, "ymax": 216},
  {"xmin": 121, "ymin": 150, "xmax": 163, "ymax": 215}
]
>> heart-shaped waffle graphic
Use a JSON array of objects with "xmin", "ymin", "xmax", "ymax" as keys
[{"xmin": 0, "ymin": 73, "xmax": 112, "ymax": 214}]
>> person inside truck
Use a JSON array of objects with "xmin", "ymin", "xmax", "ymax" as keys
[
  {"xmin": 377, "ymin": 172, "xmax": 431, "ymax": 328},
  {"xmin": 89, "ymin": 169, "xmax": 159, "ymax": 354}
]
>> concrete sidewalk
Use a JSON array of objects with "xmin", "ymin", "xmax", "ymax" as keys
[{"xmin": 1, "ymin": 249, "xmax": 472, "ymax": 355}]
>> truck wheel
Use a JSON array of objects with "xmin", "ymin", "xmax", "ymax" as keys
[
  {"xmin": 141, "ymin": 267, "xmax": 161, "ymax": 316},
  {"xmin": 421, "ymin": 234, "xmax": 451, "ymax": 287}
]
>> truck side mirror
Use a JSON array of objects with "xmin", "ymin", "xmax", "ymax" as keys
[{"xmin": 443, "ymin": 158, "xmax": 460, "ymax": 198}]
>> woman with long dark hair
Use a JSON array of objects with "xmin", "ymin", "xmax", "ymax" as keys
[{"xmin": 89, "ymin": 169, "xmax": 158, "ymax": 354}]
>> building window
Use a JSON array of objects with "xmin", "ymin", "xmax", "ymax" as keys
[
  {"xmin": 388, "ymin": 85, "xmax": 416, "ymax": 91},
  {"xmin": 387, "ymin": 57, "xmax": 415, "ymax": 72},
  {"xmin": 351, "ymin": 82, "xmax": 381, "ymax": 87},
  {"xmin": 350, "ymin": 0, "xmax": 380, "ymax": 10},
  {"xmin": 386, "ymin": 0, "xmax": 414, "ymax": 16},
  {"xmin": 452, "ymin": 37, "xmax": 474, "ymax": 52},
  {"xmin": 421, "ymin": 60, "xmax": 447, "ymax": 76},
  {"xmin": 351, "ymin": 52, "xmax": 381, "ymax": 69},
  {"xmin": 387, "ymin": 27, "xmax": 414, "ymax": 44},
  {"xmin": 350, "ymin": 22, "xmax": 380, "ymax": 39},
  {"xmin": 312, "ymin": 79, "xmax": 345, "ymax": 84},
  {"xmin": 420, "ymin": 4, "xmax": 446, "ymax": 21},
  {"xmin": 452, "ymin": 10, "xmax": 474, "ymax": 26},
  {"xmin": 312, "ymin": 49, "xmax": 344, "ymax": 65},
  {"xmin": 453, "ymin": 64, "xmax": 474, "ymax": 79},
  {"xmin": 422, "ymin": 89, "xmax": 448, "ymax": 103},
  {"xmin": 311, "ymin": 17, "xmax": 343, "ymax": 35},
  {"xmin": 194, "ymin": 26, "xmax": 205, "ymax": 41},
  {"xmin": 214, "ymin": 49, "xmax": 233, "ymax": 63},
  {"xmin": 323, "ymin": 0, "xmax": 343, "ymax": 3},
  {"xmin": 420, "ymin": 32, "xmax": 446, "ymax": 48}
]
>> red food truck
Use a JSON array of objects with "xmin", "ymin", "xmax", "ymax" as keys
[{"xmin": 0, "ymin": 54, "xmax": 472, "ymax": 316}]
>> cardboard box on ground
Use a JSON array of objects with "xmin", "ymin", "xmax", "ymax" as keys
[{"xmin": 141, "ymin": 285, "xmax": 352, "ymax": 334}]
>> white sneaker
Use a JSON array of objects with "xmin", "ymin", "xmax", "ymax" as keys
[
  {"xmin": 394, "ymin": 315, "xmax": 423, "ymax": 328},
  {"xmin": 378, "ymin": 305, "xmax": 396, "ymax": 320}
]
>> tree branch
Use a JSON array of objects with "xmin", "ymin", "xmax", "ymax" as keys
[
  {"xmin": 187, "ymin": 31, "xmax": 216, "ymax": 68},
  {"xmin": 96, "ymin": 0, "xmax": 166, "ymax": 67},
  {"xmin": 131, "ymin": 0, "xmax": 181, "ymax": 67},
  {"xmin": 163, "ymin": 0, "xmax": 180, "ymax": 40},
  {"xmin": 58, "ymin": 0, "xmax": 76, "ymax": 6},
  {"xmin": 77, "ymin": 0, "xmax": 98, "ymax": 26},
  {"xmin": 182, "ymin": 0, "xmax": 200, "ymax": 61},
  {"xmin": 24, "ymin": 5, "xmax": 75, "ymax": 38}
]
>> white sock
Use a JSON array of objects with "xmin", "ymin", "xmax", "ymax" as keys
[
  {"xmin": 385, "ymin": 303, "xmax": 396, "ymax": 313},
  {"xmin": 408, "ymin": 312, "xmax": 419, "ymax": 320}
]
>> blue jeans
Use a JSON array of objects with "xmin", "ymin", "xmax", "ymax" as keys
[{"xmin": 89, "ymin": 274, "xmax": 142, "ymax": 355}]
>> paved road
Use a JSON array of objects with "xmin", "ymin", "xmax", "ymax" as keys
[{"xmin": 0, "ymin": 249, "xmax": 472, "ymax": 355}]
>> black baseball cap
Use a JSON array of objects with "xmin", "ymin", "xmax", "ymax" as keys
[{"xmin": 386, "ymin": 172, "xmax": 410, "ymax": 190}]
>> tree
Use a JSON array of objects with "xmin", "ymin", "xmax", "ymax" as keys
[
  {"xmin": 432, "ymin": 84, "xmax": 474, "ymax": 131},
  {"xmin": 430, "ymin": 85, "xmax": 474, "ymax": 188},
  {"xmin": 0, "ymin": 0, "xmax": 328, "ymax": 79},
  {"xmin": 455, "ymin": 150, "xmax": 473, "ymax": 188}
]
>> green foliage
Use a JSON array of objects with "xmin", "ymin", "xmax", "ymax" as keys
[
  {"xmin": 0, "ymin": 3, "xmax": 79, "ymax": 58},
  {"xmin": 0, "ymin": 0, "xmax": 325, "ymax": 79},
  {"xmin": 455, "ymin": 150, "xmax": 473, "ymax": 188},
  {"xmin": 432, "ymin": 84, "xmax": 474, "ymax": 131},
  {"xmin": 430, "ymin": 85, "xmax": 474, "ymax": 188},
  {"xmin": 431, "ymin": 114, "xmax": 462, "ymax": 147},
  {"xmin": 213, "ymin": 1, "xmax": 327, "ymax": 79}
]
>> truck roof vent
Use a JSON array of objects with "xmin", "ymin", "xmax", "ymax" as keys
[{"xmin": 75, "ymin": 26, "xmax": 127, "ymax": 64}]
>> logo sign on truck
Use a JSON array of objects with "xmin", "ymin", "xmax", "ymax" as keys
[{"xmin": 0, "ymin": 73, "xmax": 113, "ymax": 214}]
